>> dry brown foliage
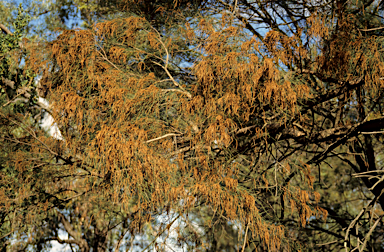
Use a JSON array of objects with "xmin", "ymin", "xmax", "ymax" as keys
[{"xmin": 2, "ymin": 1, "xmax": 384, "ymax": 251}]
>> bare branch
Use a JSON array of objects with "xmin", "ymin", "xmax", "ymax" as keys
[
  {"xmin": 344, "ymin": 190, "xmax": 384, "ymax": 251},
  {"xmin": 150, "ymin": 26, "xmax": 192, "ymax": 99},
  {"xmin": 151, "ymin": 61, "xmax": 192, "ymax": 99},
  {"xmin": 316, "ymin": 240, "xmax": 339, "ymax": 247},
  {"xmin": 56, "ymin": 211, "xmax": 90, "ymax": 252},
  {"xmin": 241, "ymin": 222, "xmax": 249, "ymax": 252},
  {"xmin": 45, "ymin": 237, "xmax": 83, "ymax": 247},
  {"xmin": 140, "ymin": 214, "xmax": 180, "ymax": 252},
  {"xmin": 161, "ymin": 88, "xmax": 192, "ymax": 97},
  {"xmin": 360, "ymin": 26, "xmax": 384, "ymax": 32},
  {"xmin": 146, "ymin": 133, "xmax": 181, "ymax": 143},
  {"xmin": 0, "ymin": 23, "xmax": 12, "ymax": 35},
  {"xmin": 114, "ymin": 228, "xmax": 130, "ymax": 252},
  {"xmin": 361, "ymin": 131, "xmax": 384, "ymax": 134},
  {"xmin": 359, "ymin": 215, "xmax": 382, "ymax": 251},
  {"xmin": 353, "ymin": 170, "xmax": 384, "ymax": 176}
]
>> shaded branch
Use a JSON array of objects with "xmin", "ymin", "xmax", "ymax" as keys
[{"xmin": 56, "ymin": 211, "xmax": 90, "ymax": 252}]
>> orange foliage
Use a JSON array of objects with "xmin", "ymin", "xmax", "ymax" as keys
[{"xmin": 4, "ymin": 3, "xmax": 384, "ymax": 250}]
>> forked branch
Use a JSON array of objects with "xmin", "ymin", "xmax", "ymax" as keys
[{"xmin": 150, "ymin": 26, "xmax": 192, "ymax": 99}]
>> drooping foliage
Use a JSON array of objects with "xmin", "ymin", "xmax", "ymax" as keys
[{"xmin": 2, "ymin": 0, "xmax": 384, "ymax": 251}]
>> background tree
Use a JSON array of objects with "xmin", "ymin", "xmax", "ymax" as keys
[{"xmin": 0, "ymin": 5, "xmax": 41, "ymax": 250}]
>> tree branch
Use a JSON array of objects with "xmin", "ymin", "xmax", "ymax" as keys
[
  {"xmin": 146, "ymin": 133, "xmax": 181, "ymax": 143},
  {"xmin": 0, "ymin": 23, "xmax": 12, "ymax": 35},
  {"xmin": 56, "ymin": 211, "xmax": 89, "ymax": 252}
]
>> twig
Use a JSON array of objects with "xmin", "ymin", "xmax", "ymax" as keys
[
  {"xmin": 316, "ymin": 240, "xmax": 339, "ymax": 247},
  {"xmin": 241, "ymin": 222, "xmax": 249, "ymax": 252},
  {"xmin": 140, "ymin": 214, "xmax": 180, "ymax": 252},
  {"xmin": 96, "ymin": 48, "xmax": 121, "ymax": 72},
  {"xmin": 62, "ymin": 190, "xmax": 90, "ymax": 202},
  {"xmin": 360, "ymin": 26, "xmax": 384, "ymax": 32},
  {"xmin": 168, "ymin": 146, "xmax": 192, "ymax": 156},
  {"xmin": 353, "ymin": 170, "xmax": 384, "ymax": 176},
  {"xmin": 56, "ymin": 211, "xmax": 89, "ymax": 251},
  {"xmin": 0, "ymin": 231, "xmax": 13, "ymax": 240},
  {"xmin": 115, "ymin": 228, "xmax": 130, "ymax": 252},
  {"xmin": 146, "ymin": 133, "xmax": 181, "ymax": 143},
  {"xmin": 361, "ymin": 131, "xmax": 384, "ymax": 134},
  {"xmin": 0, "ymin": 112, "xmax": 74, "ymax": 166},
  {"xmin": 344, "ymin": 190, "xmax": 384, "ymax": 251},
  {"xmin": 161, "ymin": 88, "xmax": 192, "ymax": 97},
  {"xmin": 359, "ymin": 216, "xmax": 382, "ymax": 251},
  {"xmin": 233, "ymin": 0, "xmax": 238, "ymax": 14},
  {"xmin": 6, "ymin": 114, "xmax": 59, "ymax": 156},
  {"xmin": 235, "ymin": 125, "xmax": 257, "ymax": 134},
  {"xmin": 151, "ymin": 61, "xmax": 192, "ymax": 99},
  {"xmin": 150, "ymin": 26, "xmax": 192, "ymax": 99},
  {"xmin": 2, "ymin": 91, "xmax": 25, "ymax": 107},
  {"xmin": 369, "ymin": 176, "xmax": 384, "ymax": 191},
  {"xmin": 2, "ymin": 78, "xmax": 34, "ymax": 107},
  {"xmin": 125, "ymin": 232, "xmax": 136, "ymax": 252}
]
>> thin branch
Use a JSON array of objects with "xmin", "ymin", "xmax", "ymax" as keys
[
  {"xmin": 0, "ymin": 231, "xmax": 13, "ymax": 240},
  {"xmin": 359, "ymin": 216, "xmax": 382, "ymax": 251},
  {"xmin": 168, "ymin": 145, "xmax": 193, "ymax": 157},
  {"xmin": 150, "ymin": 26, "xmax": 192, "ymax": 99},
  {"xmin": 96, "ymin": 48, "xmax": 121, "ymax": 72},
  {"xmin": 361, "ymin": 131, "xmax": 384, "ymax": 134},
  {"xmin": 233, "ymin": 0, "xmax": 238, "ymax": 14},
  {"xmin": 353, "ymin": 170, "xmax": 384, "ymax": 176},
  {"xmin": 140, "ymin": 214, "xmax": 180, "ymax": 252},
  {"xmin": 56, "ymin": 211, "xmax": 90, "ymax": 251},
  {"xmin": 62, "ymin": 190, "xmax": 90, "ymax": 202},
  {"xmin": 2, "ymin": 112, "xmax": 60, "ymax": 157},
  {"xmin": 2, "ymin": 91, "xmax": 26, "ymax": 107},
  {"xmin": 151, "ymin": 61, "xmax": 192, "ymax": 99},
  {"xmin": 2, "ymin": 78, "xmax": 34, "ymax": 107},
  {"xmin": 45, "ymin": 237, "xmax": 83, "ymax": 248},
  {"xmin": 150, "ymin": 26, "xmax": 170, "ymax": 68},
  {"xmin": 344, "ymin": 190, "xmax": 384, "ymax": 251},
  {"xmin": 1, "ymin": 136, "xmax": 35, "ymax": 147},
  {"xmin": 241, "ymin": 222, "xmax": 249, "ymax": 252},
  {"xmin": 161, "ymin": 88, "xmax": 192, "ymax": 97},
  {"xmin": 368, "ymin": 176, "xmax": 384, "ymax": 191},
  {"xmin": 146, "ymin": 133, "xmax": 181, "ymax": 143},
  {"xmin": 115, "ymin": 228, "xmax": 130, "ymax": 252},
  {"xmin": 316, "ymin": 240, "xmax": 339, "ymax": 247},
  {"xmin": 0, "ymin": 23, "xmax": 12, "ymax": 35},
  {"xmin": 125, "ymin": 232, "xmax": 136, "ymax": 252},
  {"xmin": 360, "ymin": 26, "xmax": 384, "ymax": 31}
]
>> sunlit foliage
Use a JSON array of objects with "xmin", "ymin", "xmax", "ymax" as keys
[{"xmin": 2, "ymin": 0, "xmax": 384, "ymax": 251}]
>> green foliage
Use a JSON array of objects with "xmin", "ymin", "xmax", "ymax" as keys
[{"xmin": 0, "ymin": 4, "xmax": 37, "ymax": 113}]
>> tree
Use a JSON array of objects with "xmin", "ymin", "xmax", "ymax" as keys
[
  {"xmin": 2, "ymin": 1, "xmax": 208, "ymax": 251},
  {"xmin": 2, "ymin": 0, "xmax": 384, "ymax": 251},
  {"xmin": 199, "ymin": 0, "xmax": 384, "ymax": 250},
  {"xmin": 0, "ymin": 5, "xmax": 42, "ymax": 250}
]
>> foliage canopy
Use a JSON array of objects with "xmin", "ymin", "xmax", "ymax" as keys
[{"xmin": 1, "ymin": 0, "xmax": 384, "ymax": 251}]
